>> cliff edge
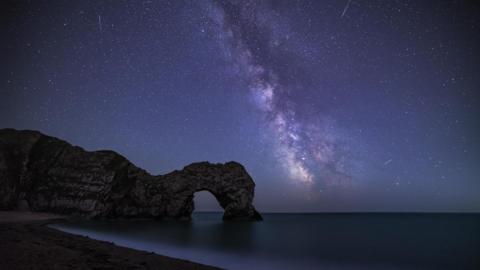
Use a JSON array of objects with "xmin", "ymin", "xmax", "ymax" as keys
[{"xmin": 0, "ymin": 128, "xmax": 262, "ymax": 221}]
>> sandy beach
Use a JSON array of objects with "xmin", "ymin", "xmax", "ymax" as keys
[{"xmin": 0, "ymin": 211, "xmax": 222, "ymax": 270}]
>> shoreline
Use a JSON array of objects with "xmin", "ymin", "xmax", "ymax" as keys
[{"xmin": 0, "ymin": 211, "xmax": 223, "ymax": 270}]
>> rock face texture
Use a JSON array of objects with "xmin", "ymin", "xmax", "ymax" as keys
[{"xmin": 0, "ymin": 129, "xmax": 262, "ymax": 221}]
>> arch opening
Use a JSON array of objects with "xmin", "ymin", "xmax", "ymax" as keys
[{"xmin": 193, "ymin": 190, "xmax": 223, "ymax": 213}]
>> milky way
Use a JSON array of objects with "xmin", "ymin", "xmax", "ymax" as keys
[
  {"xmin": 2, "ymin": 0, "xmax": 479, "ymax": 211},
  {"xmin": 209, "ymin": 0, "xmax": 355, "ymax": 189}
]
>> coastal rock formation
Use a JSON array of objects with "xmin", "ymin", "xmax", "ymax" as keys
[{"xmin": 0, "ymin": 128, "xmax": 262, "ymax": 221}]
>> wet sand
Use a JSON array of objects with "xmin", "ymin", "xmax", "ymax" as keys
[{"xmin": 0, "ymin": 211, "xmax": 222, "ymax": 270}]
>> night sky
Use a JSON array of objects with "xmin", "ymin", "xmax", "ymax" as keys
[{"xmin": 2, "ymin": 0, "xmax": 479, "ymax": 212}]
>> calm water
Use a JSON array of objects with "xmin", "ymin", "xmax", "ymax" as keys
[{"xmin": 50, "ymin": 213, "xmax": 480, "ymax": 269}]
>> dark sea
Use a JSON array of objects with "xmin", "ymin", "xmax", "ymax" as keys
[{"xmin": 50, "ymin": 213, "xmax": 480, "ymax": 270}]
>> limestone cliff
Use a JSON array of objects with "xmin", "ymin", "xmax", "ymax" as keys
[{"xmin": 0, "ymin": 129, "xmax": 262, "ymax": 221}]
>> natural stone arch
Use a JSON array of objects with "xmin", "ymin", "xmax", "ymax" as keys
[
  {"xmin": 152, "ymin": 162, "xmax": 263, "ymax": 221},
  {"xmin": 0, "ymin": 129, "xmax": 262, "ymax": 221}
]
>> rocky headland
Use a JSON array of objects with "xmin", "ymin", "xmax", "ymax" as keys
[{"xmin": 0, "ymin": 128, "xmax": 262, "ymax": 221}]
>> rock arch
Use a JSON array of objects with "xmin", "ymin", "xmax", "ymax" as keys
[
  {"xmin": 143, "ymin": 161, "xmax": 263, "ymax": 221},
  {"xmin": 0, "ymin": 129, "xmax": 262, "ymax": 221}
]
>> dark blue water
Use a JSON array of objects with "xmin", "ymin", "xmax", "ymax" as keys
[{"xmin": 50, "ymin": 213, "xmax": 480, "ymax": 269}]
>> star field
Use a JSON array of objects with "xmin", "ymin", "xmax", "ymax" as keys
[{"xmin": 1, "ymin": 0, "xmax": 479, "ymax": 212}]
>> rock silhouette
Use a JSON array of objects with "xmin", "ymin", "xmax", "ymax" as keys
[{"xmin": 0, "ymin": 129, "xmax": 262, "ymax": 221}]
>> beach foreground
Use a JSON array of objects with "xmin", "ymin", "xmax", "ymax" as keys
[{"xmin": 0, "ymin": 211, "xmax": 222, "ymax": 270}]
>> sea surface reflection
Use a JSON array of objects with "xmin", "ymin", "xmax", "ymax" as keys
[{"xmin": 50, "ymin": 213, "xmax": 480, "ymax": 269}]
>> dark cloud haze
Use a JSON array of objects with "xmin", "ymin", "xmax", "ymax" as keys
[{"xmin": 1, "ymin": 0, "xmax": 479, "ymax": 212}]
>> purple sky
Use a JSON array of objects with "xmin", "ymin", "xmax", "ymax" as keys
[{"xmin": 1, "ymin": 0, "xmax": 479, "ymax": 212}]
